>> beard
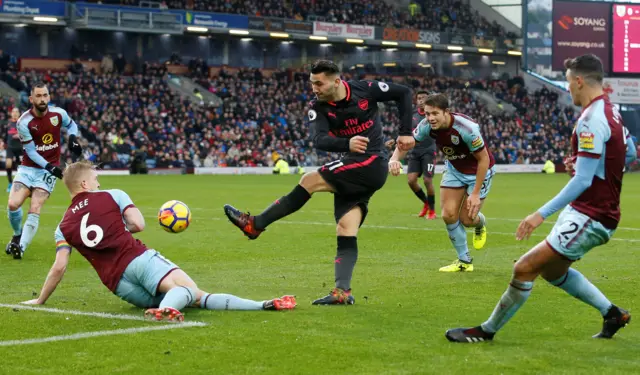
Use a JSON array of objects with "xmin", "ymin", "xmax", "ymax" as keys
[{"xmin": 34, "ymin": 102, "xmax": 48, "ymax": 112}]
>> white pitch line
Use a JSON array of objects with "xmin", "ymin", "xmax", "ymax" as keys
[
  {"xmin": 212, "ymin": 217, "xmax": 640, "ymax": 243},
  {"xmin": 0, "ymin": 304, "xmax": 148, "ymax": 322},
  {"xmin": 0, "ymin": 322, "xmax": 206, "ymax": 347},
  {"xmin": 0, "ymin": 304, "xmax": 208, "ymax": 325},
  {"xmin": 21, "ymin": 205, "xmax": 640, "ymax": 232}
]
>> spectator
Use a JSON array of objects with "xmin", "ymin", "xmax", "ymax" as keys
[
  {"xmin": 101, "ymin": 54, "xmax": 114, "ymax": 74},
  {"xmin": 114, "ymin": 53, "xmax": 127, "ymax": 74}
]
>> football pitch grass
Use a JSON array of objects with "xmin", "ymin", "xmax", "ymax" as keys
[{"xmin": 0, "ymin": 173, "xmax": 638, "ymax": 374}]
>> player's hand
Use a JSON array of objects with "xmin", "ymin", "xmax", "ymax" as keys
[
  {"xmin": 349, "ymin": 136, "xmax": 369, "ymax": 153},
  {"xmin": 516, "ymin": 211, "xmax": 545, "ymax": 241},
  {"xmin": 396, "ymin": 136, "xmax": 415, "ymax": 151},
  {"xmin": 21, "ymin": 299, "xmax": 42, "ymax": 305},
  {"xmin": 466, "ymin": 192, "xmax": 482, "ymax": 219},
  {"xmin": 45, "ymin": 163, "xmax": 64, "ymax": 179},
  {"xmin": 389, "ymin": 160, "xmax": 402, "ymax": 176},
  {"xmin": 564, "ymin": 156, "xmax": 576, "ymax": 177},
  {"xmin": 68, "ymin": 135, "xmax": 83, "ymax": 157},
  {"xmin": 384, "ymin": 139, "xmax": 395, "ymax": 150}
]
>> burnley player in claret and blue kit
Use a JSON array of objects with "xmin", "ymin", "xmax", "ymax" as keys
[
  {"xmin": 23, "ymin": 162, "xmax": 296, "ymax": 321},
  {"xmin": 7, "ymin": 83, "xmax": 83, "ymax": 260},
  {"xmin": 224, "ymin": 60, "xmax": 416, "ymax": 305},
  {"xmin": 446, "ymin": 54, "xmax": 631, "ymax": 343},
  {"xmin": 389, "ymin": 93, "xmax": 494, "ymax": 272}
]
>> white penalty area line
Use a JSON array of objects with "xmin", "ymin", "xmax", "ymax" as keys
[
  {"xmin": 0, "ymin": 322, "xmax": 206, "ymax": 347},
  {"xmin": 0, "ymin": 304, "xmax": 207, "ymax": 347},
  {"xmin": 208, "ymin": 217, "xmax": 640, "ymax": 244}
]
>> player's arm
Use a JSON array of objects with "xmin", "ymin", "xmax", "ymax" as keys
[
  {"xmin": 61, "ymin": 109, "xmax": 82, "ymax": 157},
  {"xmin": 625, "ymin": 134, "xmax": 637, "ymax": 165},
  {"xmin": 365, "ymin": 80, "xmax": 413, "ymax": 137},
  {"xmin": 124, "ymin": 207, "xmax": 145, "ymax": 233},
  {"xmin": 110, "ymin": 189, "xmax": 145, "ymax": 233},
  {"xmin": 308, "ymin": 108, "xmax": 350, "ymax": 152},
  {"xmin": 389, "ymin": 119, "xmax": 428, "ymax": 175},
  {"xmin": 537, "ymin": 122, "xmax": 609, "ymax": 219},
  {"xmin": 23, "ymin": 227, "xmax": 71, "ymax": 305},
  {"xmin": 17, "ymin": 120, "xmax": 46, "ymax": 168}
]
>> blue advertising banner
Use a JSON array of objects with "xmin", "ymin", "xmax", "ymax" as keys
[
  {"xmin": 0, "ymin": 0, "xmax": 66, "ymax": 16},
  {"xmin": 73, "ymin": 2, "xmax": 248, "ymax": 29},
  {"xmin": 184, "ymin": 11, "xmax": 248, "ymax": 29},
  {"xmin": 74, "ymin": 2, "xmax": 180, "ymax": 16}
]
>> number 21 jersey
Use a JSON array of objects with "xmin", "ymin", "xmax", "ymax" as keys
[{"xmin": 56, "ymin": 189, "xmax": 149, "ymax": 291}]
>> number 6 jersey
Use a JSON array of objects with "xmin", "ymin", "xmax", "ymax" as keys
[{"xmin": 55, "ymin": 189, "xmax": 149, "ymax": 291}]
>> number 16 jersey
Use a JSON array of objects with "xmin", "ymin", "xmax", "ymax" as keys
[{"xmin": 55, "ymin": 189, "xmax": 149, "ymax": 291}]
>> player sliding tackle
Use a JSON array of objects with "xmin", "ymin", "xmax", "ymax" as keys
[
  {"xmin": 446, "ymin": 54, "xmax": 631, "ymax": 343},
  {"xmin": 389, "ymin": 93, "xmax": 495, "ymax": 272},
  {"xmin": 22, "ymin": 161, "xmax": 296, "ymax": 321},
  {"xmin": 224, "ymin": 60, "xmax": 415, "ymax": 305}
]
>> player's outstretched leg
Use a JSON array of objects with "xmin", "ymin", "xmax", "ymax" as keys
[
  {"xmin": 224, "ymin": 171, "xmax": 332, "ymax": 239},
  {"xmin": 445, "ymin": 242, "xmax": 554, "ymax": 343},
  {"xmin": 200, "ymin": 293, "xmax": 297, "ymax": 311},
  {"xmin": 439, "ymin": 188, "xmax": 473, "ymax": 272},
  {"xmin": 6, "ymin": 183, "xmax": 28, "ymax": 257},
  {"xmin": 145, "ymin": 267, "xmax": 296, "ymax": 321},
  {"xmin": 313, "ymin": 206, "xmax": 360, "ymax": 305},
  {"xmin": 547, "ymin": 268, "xmax": 631, "ymax": 339}
]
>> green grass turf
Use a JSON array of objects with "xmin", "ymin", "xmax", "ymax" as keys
[{"xmin": 0, "ymin": 173, "xmax": 638, "ymax": 374}]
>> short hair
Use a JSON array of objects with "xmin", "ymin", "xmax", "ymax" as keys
[
  {"xmin": 423, "ymin": 93, "xmax": 449, "ymax": 110},
  {"xmin": 310, "ymin": 60, "xmax": 340, "ymax": 76},
  {"xmin": 564, "ymin": 54, "xmax": 603, "ymax": 84},
  {"xmin": 416, "ymin": 90, "xmax": 429, "ymax": 96},
  {"xmin": 31, "ymin": 82, "xmax": 48, "ymax": 94},
  {"xmin": 63, "ymin": 161, "xmax": 96, "ymax": 192}
]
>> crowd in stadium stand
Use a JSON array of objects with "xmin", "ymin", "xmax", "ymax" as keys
[
  {"xmin": 96, "ymin": 0, "xmax": 513, "ymax": 38},
  {"xmin": 0, "ymin": 55, "xmax": 603, "ymax": 172}
]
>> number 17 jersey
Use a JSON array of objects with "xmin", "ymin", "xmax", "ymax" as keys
[{"xmin": 56, "ymin": 190, "xmax": 149, "ymax": 291}]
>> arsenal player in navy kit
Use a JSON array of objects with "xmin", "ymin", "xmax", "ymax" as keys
[{"xmin": 224, "ymin": 60, "xmax": 415, "ymax": 305}]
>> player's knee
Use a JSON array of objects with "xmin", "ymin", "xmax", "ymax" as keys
[
  {"xmin": 298, "ymin": 172, "xmax": 321, "ymax": 193},
  {"xmin": 7, "ymin": 198, "xmax": 21, "ymax": 211},
  {"xmin": 336, "ymin": 216, "xmax": 359, "ymax": 237},
  {"xmin": 441, "ymin": 208, "xmax": 459, "ymax": 224},
  {"xmin": 423, "ymin": 177, "xmax": 433, "ymax": 187},
  {"xmin": 407, "ymin": 174, "xmax": 418, "ymax": 186},
  {"xmin": 513, "ymin": 258, "xmax": 536, "ymax": 280}
]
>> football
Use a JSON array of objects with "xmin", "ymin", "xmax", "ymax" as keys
[{"xmin": 158, "ymin": 200, "xmax": 192, "ymax": 233}]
